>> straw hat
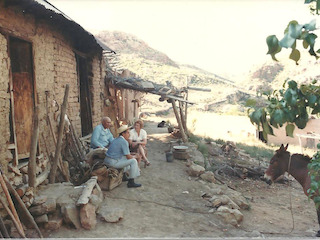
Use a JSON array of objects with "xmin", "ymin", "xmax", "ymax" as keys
[{"xmin": 117, "ymin": 125, "xmax": 130, "ymax": 134}]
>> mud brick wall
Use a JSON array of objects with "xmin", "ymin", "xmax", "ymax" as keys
[{"xmin": 0, "ymin": 7, "xmax": 105, "ymax": 169}]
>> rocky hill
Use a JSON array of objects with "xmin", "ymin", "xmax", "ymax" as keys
[{"xmin": 95, "ymin": 30, "xmax": 320, "ymax": 115}]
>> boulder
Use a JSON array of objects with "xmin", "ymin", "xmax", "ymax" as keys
[
  {"xmin": 187, "ymin": 164, "xmax": 205, "ymax": 177},
  {"xmin": 80, "ymin": 203, "xmax": 96, "ymax": 230},
  {"xmin": 61, "ymin": 203, "xmax": 81, "ymax": 229},
  {"xmin": 29, "ymin": 198, "xmax": 56, "ymax": 216},
  {"xmin": 97, "ymin": 206, "xmax": 124, "ymax": 223},
  {"xmin": 215, "ymin": 206, "xmax": 243, "ymax": 226},
  {"xmin": 200, "ymin": 171, "xmax": 216, "ymax": 183},
  {"xmin": 189, "ymin": 149, "xmax": 205, "ymax": 167}
]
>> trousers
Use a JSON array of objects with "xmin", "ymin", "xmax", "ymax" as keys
[{"xmin": 104, "ymin": 156, "xmax": 140, "ymax": 179}]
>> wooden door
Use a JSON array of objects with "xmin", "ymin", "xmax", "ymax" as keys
[
  {"xmin": 76, "ymin": 54, "xmax": 93, "ymax": 136},
  {"xmin": 9, "ymin": 37, "xmax": 35, "ymax": 158}
]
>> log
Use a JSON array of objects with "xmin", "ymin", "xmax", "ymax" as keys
[
  {"xmin": 49, "ymin": 84, "xmax": 69, "ymax": 183},
  {"xmin": 3, "ymin": 175, "xmax": 43, "ymax": 238},
  {"xmin": 171, "ymin": 100, "xmax": 188, "ymax": 142},
  {"xmin": 28, "ymin": 106, "xmax": 39, "ymax": 187},
  {"xmin": 76, "ymin": 176, "xmax": 98, "ymax": 206}
]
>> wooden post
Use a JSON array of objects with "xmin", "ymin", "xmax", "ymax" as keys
[
  {"xmin": 28, "ymin": 106, "xmax": 39, "ymax": 187},
  {"xmin": 179, "ymin": 101, "xmax": 188, "ymax": 136},
  {"xmin": 171, "ymin": 100, "xmax": 188, "ymax": 143},
  {"xmin": 184, "ymin": 90, "xmax": 188, "ymax": 128},
  {"xmin": 49, "ymin": 84, "xmax": 69, "ymax": 183}
]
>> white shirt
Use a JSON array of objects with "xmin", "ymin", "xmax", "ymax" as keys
[{"xmin": 129, "ymin": 128, "xmax": 147, "ymax": 142}]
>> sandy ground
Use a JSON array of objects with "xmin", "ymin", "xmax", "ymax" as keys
[{"xmin": 44, "ymin": 120, "xmax": 320, "ymax": 239}]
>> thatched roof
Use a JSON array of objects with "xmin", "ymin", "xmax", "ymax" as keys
[{"xmin": 106, "ymin": 74, "xmax": 195, "ymax": 104}]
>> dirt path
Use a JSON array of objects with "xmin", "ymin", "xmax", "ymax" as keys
[{"xmin": 47, "ymin": 120, "xmax": 319, "ymax": 238}]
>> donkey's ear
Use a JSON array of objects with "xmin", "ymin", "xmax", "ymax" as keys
[
  {"xmin": 279, "ymin": 144, "xmax": 285, "ymax": 151},
  {"xmin": 284, "ymin": 144, "xmax": 289, "ymax": 151}
]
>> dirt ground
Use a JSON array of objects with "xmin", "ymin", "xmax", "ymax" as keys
[{"xmin": 46, "ymin": 120, "xmax": 319, "ymax": 238}]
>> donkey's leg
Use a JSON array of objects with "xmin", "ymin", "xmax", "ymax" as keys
[{"xmin": 316, "ymin": 209, "xmax": 320, "ymax": 237}]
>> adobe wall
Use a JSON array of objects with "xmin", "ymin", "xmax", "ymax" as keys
[
  {"xmin": 0, "ymin": 7, "xmax": 105, "ymax": 168},
  {"xmin": 268, "ymin": 119, "xmax": 320, "ymax": 150}
]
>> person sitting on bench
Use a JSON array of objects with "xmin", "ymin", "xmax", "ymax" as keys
[
  {"xmin": 104, "ymin": 125, "xmax": 141, "ymax": 188},
  {"xmin": 90, "ymin": 117, "xmax": 114, "ymax": 149}
]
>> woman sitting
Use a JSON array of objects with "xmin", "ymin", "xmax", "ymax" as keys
[{"xmin": 128, "ymin": 119, "xmax": 151, "ymax": 168}]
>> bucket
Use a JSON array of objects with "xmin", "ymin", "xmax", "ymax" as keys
[{"xmin": 166, "ymin": 151, "xmax": 173, "ymax": 162}]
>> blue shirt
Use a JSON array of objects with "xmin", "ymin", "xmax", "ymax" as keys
[
  {"xmin": 106, "ymin": 136, "xmax": 130, "ymax": 159},
  {"xmin": 90, "ymin": 124, "xmax": 114, "ymax": 149}
]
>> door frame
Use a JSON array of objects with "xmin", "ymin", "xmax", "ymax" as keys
[{"xmin": 8, "ymin": 35, "xmax": 37, "ymax": 165}]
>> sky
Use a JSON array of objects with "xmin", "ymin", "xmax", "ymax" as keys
[{"xmin": 49, "ymin": 0, "xmax": 319, "ymax": 79}]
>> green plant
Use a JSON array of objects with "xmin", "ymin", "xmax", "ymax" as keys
[
  {"xmin": 188, "ymin": 133, "xmax": 203, "ymax": 144},
  {"xmin": 252, "ymin": 0, "xmax": 320, "ymax": 206},
  {"xmin": 197, "ymin": 142, "xmax": 209, "ymax": 158},
  {"xmin": 214, "ymin": 138, "xmax": 226, "ymax": 145}
]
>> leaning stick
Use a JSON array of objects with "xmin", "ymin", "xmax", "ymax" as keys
[
  {"xmin": 0, "ymin": 170, "xmax": 24, "ymax": 232},
  {"xmin": 0, "ymin": 195, "xmax": 25, "ymax": 238},
  {"xmin": 0, "ymin": 213, "xmax": 10, "ymax": 238},
  {"xmin": 49, "ymin": 84, "xmax": 69, "ymax": 183},
  {"xmin": 3, "ymin": 175, "xmax": 43, "ymax": 238}
]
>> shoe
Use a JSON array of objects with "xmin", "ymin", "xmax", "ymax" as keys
[
  {"xmin": 127, "ymin": 179, "xmax": 142, "ymax": 188},
  {"xmin": 144, "ymin": 160, "xmax": 151, "ymax": 168},
  {"xmin": 122, "ymin": 174, "xmax": 129, "ymax": 182}
]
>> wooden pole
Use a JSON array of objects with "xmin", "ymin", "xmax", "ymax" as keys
[
  {"xmin": 0, "ymin": 195, "xmax": 25, "ymax": 238},
  {"xmin": 184, "ymin": 90, "xmax": 188, "ymax": 128},
  {"xmin": 171, "ymin": 100, "xmax": 188, "ymax": 143},
  {"xmin": 0, "ymin": 170, "xmax": 24, "ymax": 233},
  {"xmin": 28, "ymin": 106, "xmax": 39, "ymax": 187},
  {"xmin": 49, "ymin": 84, "xmax": 69, "ymax": 183},
  {"xmin": 3, "ymin": 175, "xmax": 43, "ymax": 238},
  {"xmin": 179, "ymin": 101, "xmax": 188, "ymax": 136},
  {"xmin": 0, "ymin": 211, "xmax": 9, "ymax": 238},
  {"xmin": 48, "ymin": 117, "xmax": 68, "ymax": 180}
]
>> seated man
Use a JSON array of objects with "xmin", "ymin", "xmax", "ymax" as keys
[
  {"xmin": 104, "ymin": 125, "xmax": 141, "ymax": 188},
  {"xmin": 90, "ymin": 117, "xmax": 114, "ymax": 149}
]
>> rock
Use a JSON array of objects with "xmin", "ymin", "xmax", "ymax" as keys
[
  {"xmin": 209, "ymin": 195, "xmax": 239, "ymax": 209},
  {"xmin": 200, "ymin": 171, "xmax": 216, "ymax": 183},
  {"xmin": 80, "ymin": 203, "xmax": 96, "ymax": 230},
  {"xmin": 44, "ymin": 214, "xmax": 63, "ymax": 230},
  {"xmin": 189, "ymin": 150, "xmax": 205, "ymax": 167},
  {"xmin": 34, "ymin": 214, "xmax": 48, "ymax": 224},
  {"xmin": 228, "ymin": 194, "xmax": 250, "ymax": 210},
  {"xmin": 33, "ymin": 195, "xmax": 48, "ymax": 206},
  {"xmin": 97, "ymin": 206, "xmax": 124, "ymax": 223},
  {"xmin": 89, "ymin": 195, "xmax": 103, "ymax": 210},
  {"xmin": 61, "ymin": 203, "xmax": 81, "ymax": 229},
  {"xmin": 187, "ymin": 164, "xmax": 205, "ymax": 177},
  {"xmin": 215, "ymin": 206, "xmax": 243, "ymax": 226},
  {"xmin": 29, "ymin": 198, "xmax": 56, "ymax": 216}
]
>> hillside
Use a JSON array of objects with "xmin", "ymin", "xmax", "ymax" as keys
[{"xmin": 95, "ymin": 30, "xmax": 320, "ymax": 115}]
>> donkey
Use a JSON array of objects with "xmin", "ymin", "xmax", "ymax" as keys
[{"xmin": 264, "ymin": 144, "xmax": 320, "ymax": 237}]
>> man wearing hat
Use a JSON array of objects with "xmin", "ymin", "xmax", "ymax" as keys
[{"xmin": 104, "ymin": 125, "xmax": 141, "ymax": 188}]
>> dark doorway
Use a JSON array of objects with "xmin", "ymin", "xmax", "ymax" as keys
[
  {"xmin": 76, "ymin": 54, "xmax": 93, "ymax": 136},
  {"xmin": 9, "ymin": 37, "xmax": 35, "ymax": 159}
]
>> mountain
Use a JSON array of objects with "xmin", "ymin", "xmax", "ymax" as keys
[{"xmin": 95, "ymin": 30, "xmax": 320, "ymax": 115}]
